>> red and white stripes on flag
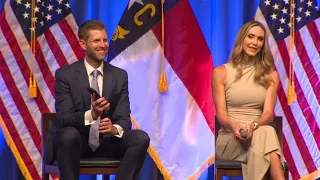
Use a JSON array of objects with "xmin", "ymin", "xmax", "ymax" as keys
[
  {"xmin": 0, "ymin": 0, "xmax": 84, "ymax": 179},
  {"xmin": 255, "ymin": 1, "xmax": 320, "ymax": 179}
]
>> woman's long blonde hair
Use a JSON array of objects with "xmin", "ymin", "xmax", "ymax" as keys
[{"xmin": 231, "ymin": 20, "xmax": 274, "ymax": 88}]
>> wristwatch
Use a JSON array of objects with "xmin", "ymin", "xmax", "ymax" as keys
[{"xmin": 252, "ymin": 120, "xmax": 259, "ymax": 130}]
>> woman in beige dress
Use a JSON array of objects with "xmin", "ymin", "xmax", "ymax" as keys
[{"xmin": 212, "ymin": 20, "xmax": 285, "ymax": 180}]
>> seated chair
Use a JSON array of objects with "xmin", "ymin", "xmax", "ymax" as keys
[
  {"xmin": 42, "ymin": 113, "xmax": 121, "ymax": 180},
  {"xmin": 214, "ymin": 116, "xmax": 289, "ymax": 180}
]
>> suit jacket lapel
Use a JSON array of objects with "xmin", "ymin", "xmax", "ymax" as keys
[
  {"xmin": 76, "ymin": 60, "xmax": 91, "ymax": 110},
  {"xmin": 102, "ymin": 62, "xmax": 113, "ymax": 102}
]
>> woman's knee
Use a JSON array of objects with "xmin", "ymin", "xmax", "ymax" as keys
[{"xmin": 256, "ymin": 125, "xmax": 276, "ymax": 135}]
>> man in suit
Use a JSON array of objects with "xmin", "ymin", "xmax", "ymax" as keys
[{"xmin": 45, "ymin": 20, "xmax": 150, "ymax": 180}]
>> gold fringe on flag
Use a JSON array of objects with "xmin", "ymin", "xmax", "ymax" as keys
[
  {"xmin": 288, "ymin": 0, "xmax": 296, "ymax": 106},
  {"xmin": 130, "ymin": 114, "xmax": 172, "ymax": 179},
  {"xmin": 0, "ymin": 115, "xmax": 32, "ymax": 180},
  {"xmin": 158, "ymin": 0, "xmax": 168, "ymax": 93},
  {"xmin": 29, "ymin": 0, "xmax": 37, "ymax": 98}
]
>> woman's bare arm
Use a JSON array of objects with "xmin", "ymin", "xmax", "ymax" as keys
[
  {"xmin": 212, "ymin": 65, "xmax": 235, "ymax": 131},
  {"xmin": 257, "ymin": 70, "xmax": 280, "ymax": 126}
]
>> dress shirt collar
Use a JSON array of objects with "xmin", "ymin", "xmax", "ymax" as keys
[{"xmin": 84, "ymin": 58, "xmax": 104, "ymax": 77}]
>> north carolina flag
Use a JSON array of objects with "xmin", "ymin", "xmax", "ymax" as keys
[{"xmin": 108, "ymin": 0, "xmax": 215, "ymax": 179}]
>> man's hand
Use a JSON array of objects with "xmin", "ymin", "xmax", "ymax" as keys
[
  {"xmin": 91, "ymin": 94, "xmax": 110, "ymax": 120},
  {"xmin": 98, "ymin": 118, "xmax": 112, "ymax": 133},
  {"xmin": 98, "ymin": 118, "xmax": 119, "ymax": 136}
]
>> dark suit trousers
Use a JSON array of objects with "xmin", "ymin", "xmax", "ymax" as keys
[{"xmin": 54, "ymin": 126, "xmax": 150, "ymax": 180}]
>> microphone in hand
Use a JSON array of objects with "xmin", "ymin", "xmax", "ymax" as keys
[{"xmin": 239, "ymin": 129, "xmax": 248, "ymax": 139}]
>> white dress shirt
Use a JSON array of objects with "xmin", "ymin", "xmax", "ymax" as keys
[{"xmin": 83, "ymin": 59, "xmax": 124, "ymax": 138}]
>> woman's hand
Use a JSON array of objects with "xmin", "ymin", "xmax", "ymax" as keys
[
  {"xmin": 245, "ymin": 122, "xmax": 255, "ymax": 140},
  {"xmin": 230, "ymin": 122, "xmax": 246, "ymax": 140}
]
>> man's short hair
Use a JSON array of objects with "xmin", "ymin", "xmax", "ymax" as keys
[{"xmin": 78, "ymin": 20, "xmax": 106, "ymax": 41}]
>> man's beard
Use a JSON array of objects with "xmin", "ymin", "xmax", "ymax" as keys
[{"xmin": 87, "ymin": 49, "xmax": 106, "ymax": 63}]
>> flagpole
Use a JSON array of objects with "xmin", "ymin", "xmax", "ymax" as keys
[
  {"xmin": 158, "ymin": 0, "xmax": 168, "ymax": 93},
  {"xmin": 288, "ymin": 0, "xmax": 296, "ymax": 105},
  {"xmin": 29, "ymin": 0, "xmax": 37, "ymax": 98},
  {"xmin": 153, "ymin": 163, "xmax": 158, "ymax": 180}
]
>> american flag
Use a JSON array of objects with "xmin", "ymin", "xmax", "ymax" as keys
[
  {"xmin": 0, "ymin": 0, "xmax": 84, "ymax": 179},
  {"xmin": 255, "ymin": 0, "xmax": 320, "ymax": 179}
]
